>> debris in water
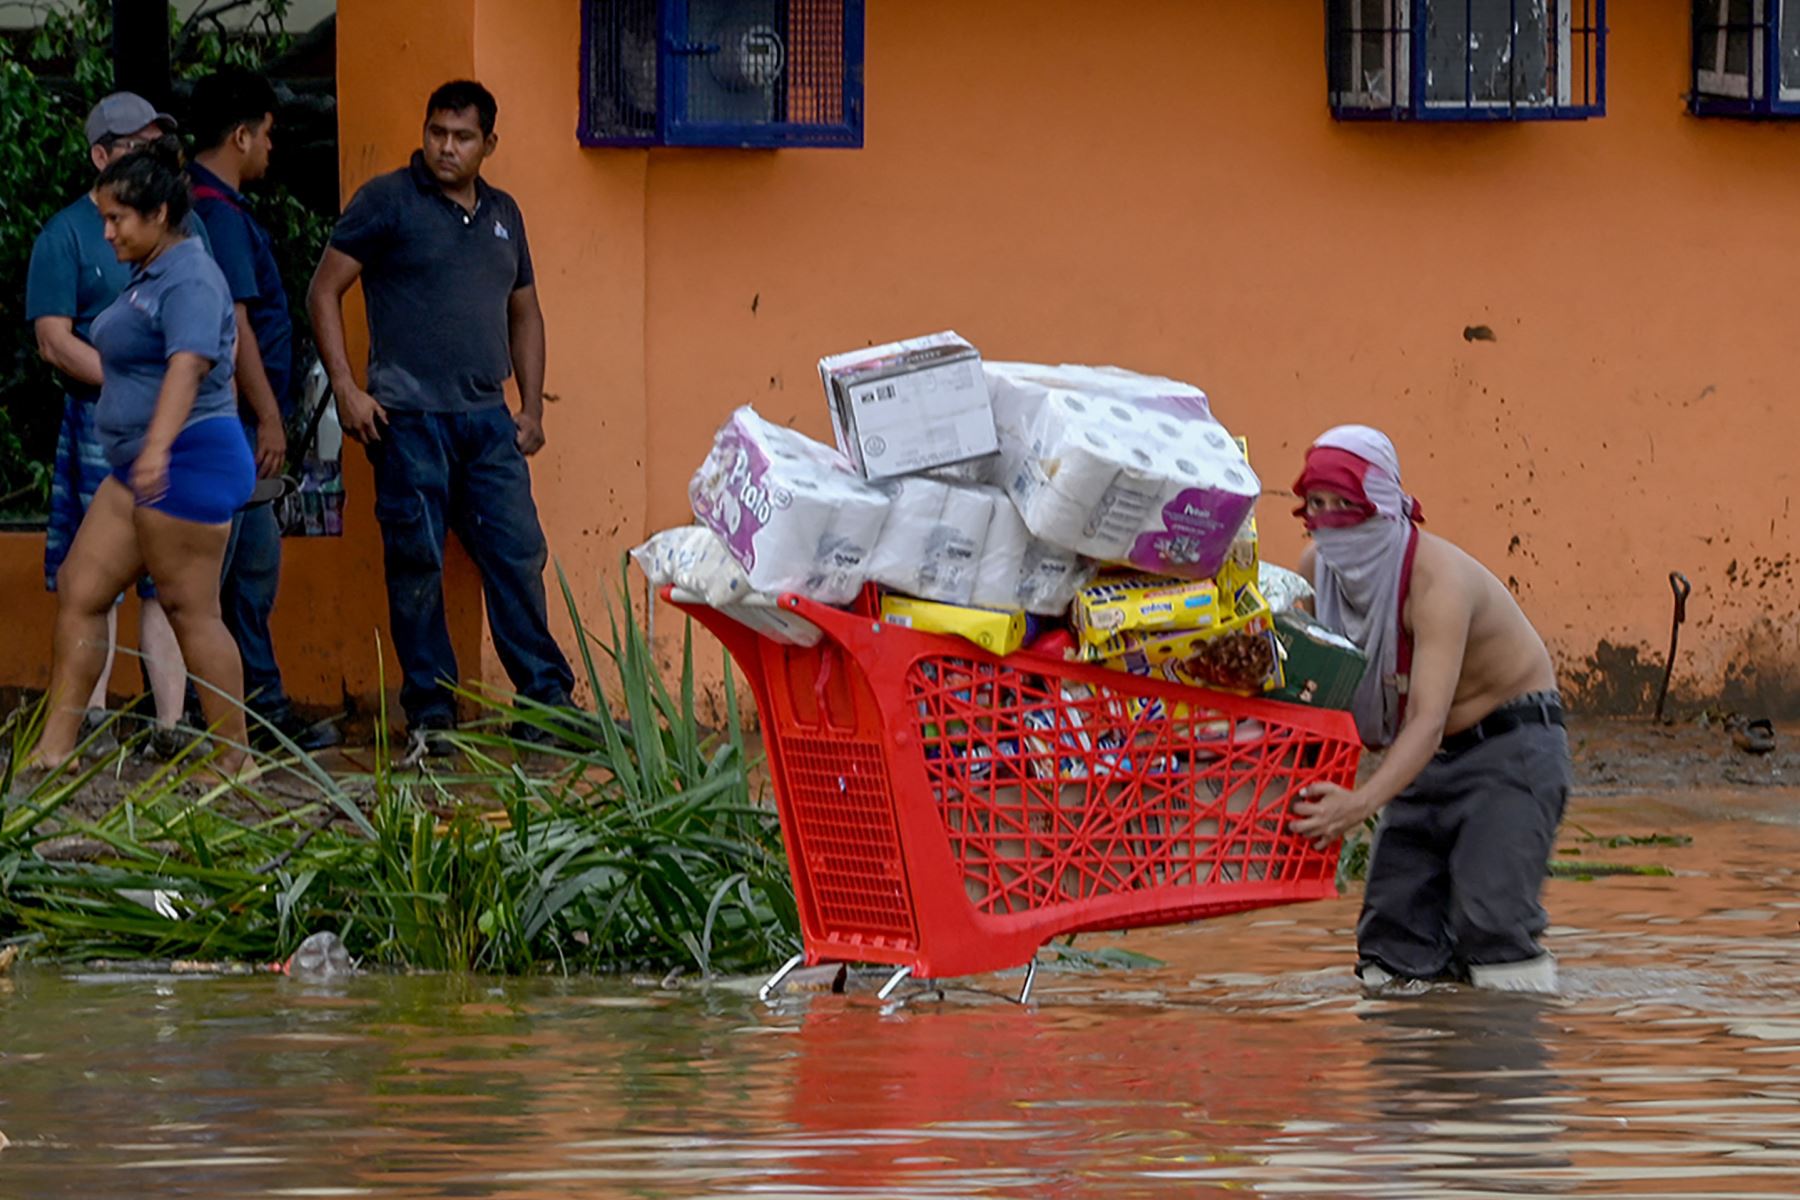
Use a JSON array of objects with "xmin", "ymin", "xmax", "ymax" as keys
[{"xmin": 284, "ymin": 931, "xmax": 353, "ymax": 979}]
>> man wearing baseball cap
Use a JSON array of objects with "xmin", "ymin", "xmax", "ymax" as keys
[{"xmin": 25, "ymin": 93, "xmax": 211, "ymax": 754}]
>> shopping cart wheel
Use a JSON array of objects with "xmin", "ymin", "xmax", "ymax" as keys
[
  {"xmin": 757, "ymin": 952, "xmax": 806, "ymax": 1002},
  {"xmin": 875, "ymin": 965, "xmax": 913, "ymax": 1001},
  {"xmin": 1017, "ymin": 957, "xmax": 1039, "ymax": 1005}
]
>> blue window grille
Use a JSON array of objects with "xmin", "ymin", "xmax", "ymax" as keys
[
  {"xmin": 1691, "ymin": 0, "xmax": 1800, "ymax": 116},
  {"xmin": 1327, "ymin": 0, "xmax": 1607, "ymax": 120},
  {"xmin": 581, "ymin": 0, "xmax": 864, "ymax": 147}
]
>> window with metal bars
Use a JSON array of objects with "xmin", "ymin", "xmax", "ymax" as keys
[
  {"xmin": 1691, "ymin": 0, "xmax": 1800, "ymax": 116},
  {"xmin": 581, "ymin": 0, "xmax": 863, "ymax": 147},
  {"xmin": 1327, "ymin": 0, "xmax": 1606, "ymax": 120}
]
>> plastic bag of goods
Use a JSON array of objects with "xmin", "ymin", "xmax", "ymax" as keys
[
  {"xmin": 985, "ymin": 362, "xmax": 1260, "ymax": 579},
  {"xmin": 630, "ymin": 525, "xmax": 753, "ymax": 607},
  {"xmin": 1258, "ymin": 561, "xmax": 1314, "ymax": 613},
  {"xmin": 688, "ymin": 406, "xmax": 891, "ymax": 605},
  {"xmin": 633, "ymin": 525, "xmax": 825, "ymax": 648}
]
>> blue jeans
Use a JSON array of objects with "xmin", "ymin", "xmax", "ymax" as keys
[
  {"xmin": 366, "ymin": 407, "xmax": 574, "ymax": 729},
  {"xmin": 221, "ymin": 498, "xmax": 290, "ymax": 720}
]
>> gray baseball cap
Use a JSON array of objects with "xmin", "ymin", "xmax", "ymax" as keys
[{"xmin": 84, "ymin": 92, "xmax": 178, "ymax": 146}]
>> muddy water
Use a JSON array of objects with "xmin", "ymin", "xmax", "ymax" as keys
[{"xmin": 2, "ymin": 792, "xmax": 1798, "ymax": 1199}]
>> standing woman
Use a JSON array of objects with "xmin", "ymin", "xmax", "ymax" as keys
[{"xmin": 31, "ymin": 139, "xmax": 254, "ymax": 772}]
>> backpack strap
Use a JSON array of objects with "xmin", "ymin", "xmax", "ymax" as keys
[{"xmin": 190, "ymin": 182, "xmax": 245, "ymax": 212}]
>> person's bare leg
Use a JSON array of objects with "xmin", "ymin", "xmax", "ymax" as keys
[
  {"xmin": 138, "ymin": 597, "xmax": 187, "ymax": 728},
  {"xmin": 34, "ymin": 480, "xmax": 145, "ymax": 768},
  {"xmin": 136, "ymin": 505, "xmax": 245, "ymax": 772},
  {"xmin": 83, "ymin": 605, "xmax": 119, "ymax": 712}
]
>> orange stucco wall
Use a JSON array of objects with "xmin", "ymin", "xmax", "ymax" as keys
[
  {"xmin": 624, "ymin": 0, "xmax": 1800, "ymax": 716},
  {"xmin": 3, "ymin": 0, "xmax": 1795, "ymax": 719}
]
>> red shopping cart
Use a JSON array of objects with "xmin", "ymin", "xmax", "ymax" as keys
[{"xmin": 667, "ymin": 589, "xmax": 1361, "ymax": 1000}]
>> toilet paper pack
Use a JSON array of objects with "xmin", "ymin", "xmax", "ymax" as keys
[
  {"xmin": 970, "ymin": 494, "xmax": 1094, "ymax": 615},
  {"xmin": 986, "ymin": 363, "xmax": 1260, "ymax": 580},
  {"xmin": 864, "ymin": 475, "xmax": 995, "ymax": 605},
  {"xmin": 688, "ymin": 406, "xmax": 891, "ymax": 605}
]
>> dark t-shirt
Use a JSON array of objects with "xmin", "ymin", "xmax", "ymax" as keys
[
  {"xmin": 328, "ymin": 152, "xmax": 534, "ymax": 411},
  {"xmin": 89, "ymin": 237, "xmax": 238, "ymax": 467},
  {"xmin": 189, "ymin": 162, "xmax": 294, "ymax": 412}
]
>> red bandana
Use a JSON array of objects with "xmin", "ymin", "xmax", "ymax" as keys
[{"xmin": 1292, "ymin": 446, "xmax": 1379, "ymax": 530}]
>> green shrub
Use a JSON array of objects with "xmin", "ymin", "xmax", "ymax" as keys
[{"xmin": 0, "ymin": 576, "xmax": 801, "ymax": 978}]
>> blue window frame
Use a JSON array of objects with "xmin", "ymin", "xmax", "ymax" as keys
[
  {"xmin": 581, "ymin": 0, "xmax": 864, "ymax": 148},
  {"xmin": 1691, "ymin": 0, "xmax": 1800, "ymax": 117},
  {"xmin": 1327, "ymin": 0, "xmax": 1607, "ymax": 121}
]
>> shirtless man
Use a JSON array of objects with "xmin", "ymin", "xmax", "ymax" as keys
[{"xmin": 1287, "ymin": 425, "xmax": 1570, "ymax": 992}]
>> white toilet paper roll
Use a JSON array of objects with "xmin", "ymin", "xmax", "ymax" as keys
[
  {"xmin": 864, "ymin": 476, "xmax": 944, "ymax": 592},
  {"xmin": 919, "ymin": 482, "xmax": 992, "ymax": 605},
  {"xmin": 972, "ymin": 494, "xmax": 1030, "ymax": 609}
]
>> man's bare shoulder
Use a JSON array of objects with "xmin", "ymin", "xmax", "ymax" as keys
[{"xmin": 1411, "ymin": 530, "xmax": 1498, "ymax": 597}]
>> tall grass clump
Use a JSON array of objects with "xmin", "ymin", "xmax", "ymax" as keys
[{"xmin": 0, "ymin": 572, "xmax": 798, "ymax": 977}]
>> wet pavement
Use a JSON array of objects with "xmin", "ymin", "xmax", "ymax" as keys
[{"xmin": 1, "ymin": 787, "xmax": 1797, "ymax": 1198}]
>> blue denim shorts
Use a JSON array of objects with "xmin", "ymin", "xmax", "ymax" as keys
[{"xmin": 111, "ymin": 415, "xmax": 255, "ymax": 526}]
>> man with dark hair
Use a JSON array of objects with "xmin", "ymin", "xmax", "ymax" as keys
[
  {"xmin": 307, "ymin": 80, "xmax": 573, "ymax": 759},
  {"xmin": 188, "ymin": 67, "xmax": 336, "ymax": 751},
  {"xmin": 26, "ymin": 93, "xmax": 206, "ymax": 754}
]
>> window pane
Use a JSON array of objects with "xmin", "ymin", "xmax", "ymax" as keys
[
  {"xmin": 681, "ymin": 0, "xmax": 786, "ymax": 127},
  {"xmin": 1427, "ymin": 0, "xmax": 1551, "ymax": 106},
  {"xmin": 786, "ymin": 0, "xmax": 848, "ymax": 125},
  {"xmin": 585, "ymin": 0, "xmax": 660, "ymax": 142},
  {"xmin": 1784, "ymin": 0, "xmax": 1800, "ymax": 94},
  {"xmin": 1330, "ymin": 0, "xmax": 1402, "ymax": 106}
]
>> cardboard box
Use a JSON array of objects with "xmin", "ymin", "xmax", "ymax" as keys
[
  {"xmin": 881, "ymin": 594, "xmax": 1028, "ymax": 655},
  {"xmin": 819, "ymin": 331, "xmax": 1000, "ymax": 479},
  {"xmin": 1268, "ymin": 610, "xmax": 1368, "ymax": 710}
]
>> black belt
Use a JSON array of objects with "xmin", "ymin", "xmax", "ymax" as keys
[{"xmin": 1438, "ymin": 701, "xmax": 1564, "ymax": 759}]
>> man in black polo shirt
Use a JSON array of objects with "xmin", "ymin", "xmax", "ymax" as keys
[{"xmin": 307, "ymin": 80, "xmax": 573, "ymax": 757}]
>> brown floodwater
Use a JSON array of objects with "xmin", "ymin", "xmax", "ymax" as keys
[{"xmin": 2, "ymin": 789, "xmax": 1798, "ymax": 1199}]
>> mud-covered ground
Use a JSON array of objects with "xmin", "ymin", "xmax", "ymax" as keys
[{"xmin": 13, "ymin": 714, "xmax": 1795, "ymax": 829}]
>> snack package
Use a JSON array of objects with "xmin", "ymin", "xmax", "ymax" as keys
[{"xmin": 1073, "ymin": 573, "xmax": 1223, "ymax": 653}]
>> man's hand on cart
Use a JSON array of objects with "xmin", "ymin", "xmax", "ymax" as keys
[{"xmin": 1291, "ymin": 782, "xmax": 1375, "ymax": 850}]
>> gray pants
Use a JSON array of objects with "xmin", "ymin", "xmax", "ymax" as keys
[{"xmin": 1356, "ymin": 695, "xmax": 1571, "ymax": 981}]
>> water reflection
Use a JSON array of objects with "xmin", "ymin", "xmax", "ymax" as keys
[{"xmin": 0, "ymin": 797, "xmax": 1796, "ymax": 1198}]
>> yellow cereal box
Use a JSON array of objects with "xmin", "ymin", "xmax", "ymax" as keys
[{"xmin": 881, "ymin": 595, "xmax": 1029, "ymax": 655}]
